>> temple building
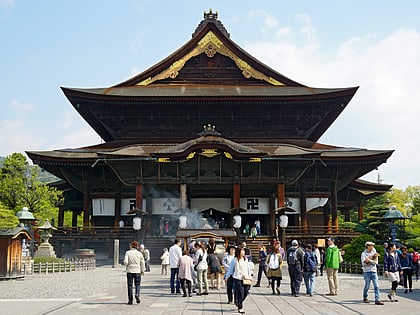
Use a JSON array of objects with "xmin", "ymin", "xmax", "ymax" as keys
[{"xmin": 27, "ymin": 11, "xmax": 393, "ymax": 259}]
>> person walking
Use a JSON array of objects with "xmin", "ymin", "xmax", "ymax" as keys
[
  {"xmin": 194, "ymin": 241, "xmax": 209, "ymax": 295},
  {"xmin": 207, "ymin": 238, "xmax": 222, "ymax": 290},
  {"xmin": 266, "ymin": 241, "xmax": 283, "ymax": 295},
  {"xmin": 222, "ymin": 245, "xmax": 236, "ymax": 304},
  {"xmin": 361, "ymin": 241, "xmax": 384, "ymax": 305},
  {"xmin": 139, "ymin": 244, "xmax": 150, "ymax": 272},
  {"xmin": 325, "ymin": 237, "xmax": 341, "ymax": 296},
  {"xmin": 399, "ymin": 246, "xmax": 414, "ymax": 293},
  {"xmin": 313, "ymin": 244, "xmax": 321, "ymax": 276},
  {"xmin": 412, "ymin": 247, "xmax": 419, "ymax": 281},
  {"xmin": 303, "ymin": 244, "xmax": 317, "ymax": 297},
  {"xmin": 286, "ymin": 239, "xmax": 305, "ymax": 297},
  {"xmin": 383, "ymin": 243, "xmax": 402, "ymax": 302},
  {"xmin": 169, "ymin": 238, "xmax": 182, "ymax": 294},
  {"xmin": 253, "ymin": 242, "xmax": 268, "ymax": 287},
  {"xmin": 123, "ymin": 240, "xmax": 145, "ymax": 305},
  {"xmin": 160, "ymin": 247, "xmax": 169, "ymax": 275},
  {"xmin": 178, "ymin": 249, "xmax": 194, "ymax": 297},
  {"xmin": 226, "ymin": 246, "xmax": 252, "ymax": 314}
]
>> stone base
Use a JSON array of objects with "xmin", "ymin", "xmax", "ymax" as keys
[{"xmin": 35, "ymin": 243, "xmax": 56, "ymax": 258}]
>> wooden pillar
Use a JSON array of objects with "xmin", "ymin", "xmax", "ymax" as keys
[
  {"xmin": 72, "ymin": 210, "xmax": 78, "ymax": 228},
  {"xmin": 135, "ymin": 184, "xmax": 143, "ymax": 209},
  {"xmin": 83, "ymin": 191, "xmax": 90, "ymax": 229},
  {"xmin": 344, "ymin": 209, "xmax": 350, "ymax": 222},
  {"xmin": 114, "ymin": 183, "xmax": 121, "ymax": 230},
  {"xmin": 277, "ymin": 183, "xmax": 285, "ymax": 209},
  {"xmin": 58, "ymin": 205, "xmax": 65, "ymax": 227},
  {"xmin": 324, "ymin": 204, "xmax": 331, "ymax": 234},
  {"xmin": 300, "ymin": 188, "xmax": 307, "ymax": 232},
  {"xmin": 331, "ymin": 182, "xmax": 338, "ymax": 233},
  {"xmin": 233, "ymin": 183, "xmax": 240, "ymax": 208},
  {"xmin": 180, "ymin": 183, "xmax": 187, "ymax": 210},
  {"xmin": 358, "ymin": 204, "xmax": 364, "ymax": 221}
]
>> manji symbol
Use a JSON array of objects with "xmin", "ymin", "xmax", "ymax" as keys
[{"xmin": 246, "ymin": 198, "xmax": 259, "ymax": 210}]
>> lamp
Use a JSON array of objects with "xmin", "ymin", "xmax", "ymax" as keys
[{"xmin": 279, "ymin": 214, "xmax": 288, "ymax": 250}]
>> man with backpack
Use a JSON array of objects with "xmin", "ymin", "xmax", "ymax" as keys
[
  {"xmin": 286, "ymin": 239, "xmax": 305, "ymax": 297},
  {"xmin": 303, "ymin": 244, "xmax": 318, "ymax": 297}
]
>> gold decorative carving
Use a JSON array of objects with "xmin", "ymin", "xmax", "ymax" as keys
[
  {"xmin": 200, "ymin": 149, "xmax": 219, "ymax": 158},
  {"xmin": 249, "ymin": 157, "xmax": 262, "ymax": 163},
  {"xmin": 136, "ymin": 30, "xmax": 285, "ymax": 86},
  {"xmin": 158, "ymin": 157, "xmax": 170, "ymax": 163},
  {"xmin": 224, "ymin": 152, "xmax": 233, "ymax": 159},
  {"xmin": 186, "ymin": 152, "xmax": 196, "ymax": 160}
]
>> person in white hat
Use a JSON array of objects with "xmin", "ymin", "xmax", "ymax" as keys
[
  {"xmin": 361, "ymin": 241, "xmax": 383, "ymax": 305},
  {"xmin": 286, "ymin": 239, "xmax": 305, "ymax": 296}
]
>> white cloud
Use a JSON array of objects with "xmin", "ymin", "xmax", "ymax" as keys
[
  {"xmin": 0, "ymin": 0, "xmax": 14, "ymax": 9},
  {"xmin": 242, "ymin": 15, "xmax": 420, "ymax": 188}
]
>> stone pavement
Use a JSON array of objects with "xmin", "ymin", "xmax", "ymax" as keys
[{"xmin": 1, "ymin": 264, "xmax": 419, "ymax": 315}]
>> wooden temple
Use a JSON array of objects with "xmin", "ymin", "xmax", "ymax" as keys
[{"xmin": 27, "ymin": 10, "xmax": 393, "ymax": 260}]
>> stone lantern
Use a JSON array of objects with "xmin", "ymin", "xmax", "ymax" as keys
[{"xmin": 35, "ymin": 219, "xmax": 57, "ymax": 257}]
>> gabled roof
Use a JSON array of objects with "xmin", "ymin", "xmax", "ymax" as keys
[{"xmin": 61, "ymin": 12, "xmax": 358, "ymax": 143}]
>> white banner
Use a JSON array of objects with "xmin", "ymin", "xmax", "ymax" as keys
[
  {"xmin": 275, "ymin": 197, "xmax": 329, "ymax": 214},
  {"xmin": 240, "ymin": 198, "xmax": 270, "ymax": 214},
  {"xmin": 92, "ymin": 198, "xmax": 115, "ymax": 216},
  {"xmin": 190, "ymin": 198, "xmax": 231, "ymax": 213},
  {"xmin": 120, "ymin": 198, "xmax": 146, "ymax": 216},
  {"xmin": 152, "ymin": 198, "xmax": 181, "ymax": 214}
]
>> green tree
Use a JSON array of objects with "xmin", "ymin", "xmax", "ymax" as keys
[
  {"xmin": 0, "ymin": 202, "xmax": 20, "ymax": 228},
  {"xmin": 0, "ymin": 153, "xmax": 62, "ymax": 223}
]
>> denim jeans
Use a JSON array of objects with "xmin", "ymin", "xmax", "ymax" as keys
[
  {"xmin": 303, "ymin": 271, "xmax": 315, "ymax": 295},
  {"xmin": 126, "ymin": 273, "xmax": 141, "ymax": 302},
  {"xmin": 170, "ymin": 267, "xmax": 180, "ymax": 293},
  {"xmin": 363, "ymin": 271, "xmax": 380, "ymax": 301}
]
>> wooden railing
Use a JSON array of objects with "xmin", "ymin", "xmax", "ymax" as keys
[{"xmin": 21, "ymin": 258, "xmax": 96, "ymax": 275}]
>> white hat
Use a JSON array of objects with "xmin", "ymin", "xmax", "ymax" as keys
[
  {"xmin": 365, "ymin": 241, "xmax": 375, "ymax": 247},
  {"xmin": 291, "ymin": 240, "xmax": 298, "ymax": 246}
]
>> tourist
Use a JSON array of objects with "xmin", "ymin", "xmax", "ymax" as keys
[
  {"xmin": 160, "ymin": 247, "xmax": 169, "ymax": 275},
  {"xmin": 194, "ymin": 241, "xmax": 209, "ymax": 295},
  {"xmin": 399, "ymin": 246, "xmax": 414, "ymax": 293},
  {"xmin": 319, "ymin": 248, "xmax": 326, "ymax": 276},
  {"xmin": 244, "ymin": 223, "xmax": 250, "ymax": 238},
  {"xmin": 169, "ymin": 238, "xmax": 182, "ymax": 294},
  {"xmin": 178, "ymin": 249, "xmax": 194, "ymax": 297},
  {"xmin": 207, "ymin": 239, "xmax": 222, "ymax": 289},
  {"xmin": 222, "ymin": 245, "xmax": 236, "ymax": 304},
  {"xmin": 325, "ymin": 237, "xmax": 341, "ymax": 296},
  {"xmin": 412, "ymin": 247, "xmax": 419, "ymax": 281},
  {"xmin": 253, "ymin": 242, "xmax": 268, "ymax": 287},
  {"xmin": 254, "ymin": 218, "xmax": 261, "ymax": 235},
  {"xmin": 303, "ymin": 244, "xmax": 317, "ymax": 297},
  {"xmin": 286, "ymin": 239, "xmax": 304, "ymax": 297},
  {"xmin": 241, "ymin": 241, "xmax": 252, "ymax": 260},
  {"xmin": 250, "ymin": 225, "xmax": 257, "ymax": 241},
  {"xmin": 361, "ymin": 241, "xmax": 383, "ymax": 305},
  {"xmin": 226, "ymin": 246, "xmax": 252, "ymax": 314},
  {"xmin": 383, "ymin": 243, "xmax": 402, "ymax": 302},
  {"xmin": 266, "ymin": 241, "xmax": 283, "ymax": 295},
  {"xmin": 139, "ymin": 244, "xmax": 150, "ymax": 272},
  {"xmin": 313, "ymin": 244, "xmax": 321, "ymax": 276},
  {"xmin": 123, "ymin": 240, "xmax": 145, "ymax": 305}
]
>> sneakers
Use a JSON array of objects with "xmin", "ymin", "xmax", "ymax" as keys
[
  {"xmin": 135, "ymin": 296, "xmax": 140, "ymax": 304},
  {"xmin": 238, "ymin": 309, "xmax": 245, "ymax": 314},
  {"xmin": 387, "ymin": 294, "xmax": 392, "ymax": 301},
  {"xmin": 253, "ymin": 284, "xmax": 260, "ymax": 287},
  {"xmin": 375, "ymin": 301, "xmax": 384, "ymax": 305},
  {"xmin": 363, "ymin": 298, "xmax": 369, "ymax": 303}
]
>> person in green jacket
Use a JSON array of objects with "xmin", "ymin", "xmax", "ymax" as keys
[{"xmin": 325, "ymin": 237, "xmax": 341, "ymax": 295}]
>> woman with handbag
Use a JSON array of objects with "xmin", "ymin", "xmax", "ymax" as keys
[{"xmin": 227, "ymin": 246, "xmax": 252, "ymax": 314}]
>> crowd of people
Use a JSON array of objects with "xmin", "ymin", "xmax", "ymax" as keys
[{"xmin": 123, "ymin": 237, "xmax": 419, "ymax": 312}]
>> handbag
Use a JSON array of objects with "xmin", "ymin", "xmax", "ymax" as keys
[
  {"xmin": 239, "ymin": 259, "xmax": 253, "ymax": 285},
  {"xmin": 242, "ymin": 274, "xmax": 253, "ymax": 285}
]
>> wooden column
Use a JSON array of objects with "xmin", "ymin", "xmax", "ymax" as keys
[
  {"xmin": 331, "ymin": 182, "xmax": 338, "ymax": 233},
  {"xmin": 233, "ymin": 183, "xmax": 240, "ymax": 208},
  {"xmin": 180, "ymin": 183, "xmax": 187, "ymax": 210},
  {"xmin": 358, "ymin": 204, "xmax": 364, "ymax": 221},
  {"xmin": 58, "ymin": 205, "xmax": 65, "ymax": 227},
  {"xmin": 114, "ymin": 183, "xmax": 121, "ymax": 230},
  {"xmin": 300, "ymin": 188, "xmax": 307, "ymax": 232},
  {"xmin": 72, "ymin": 210, "xmax": 78, "ymax": 229},
  {"xmin": 324, "ymin": 204, "xmax": 331, "ymax": 234},
  {"xmin": 135, "ymin": 184, "xmax": 143, "ymax": 209},
  {"xmin": 277, "ymin": 183, "xmax": 285, "ymax": 209},
  {"xmin": 83, "ymin": 191, "xmax": 90, "ymax": 228}
]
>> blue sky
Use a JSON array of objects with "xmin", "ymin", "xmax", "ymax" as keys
[{"xmin": 1, "ymin": 0, "xmax": 419, "ymax": 189}]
